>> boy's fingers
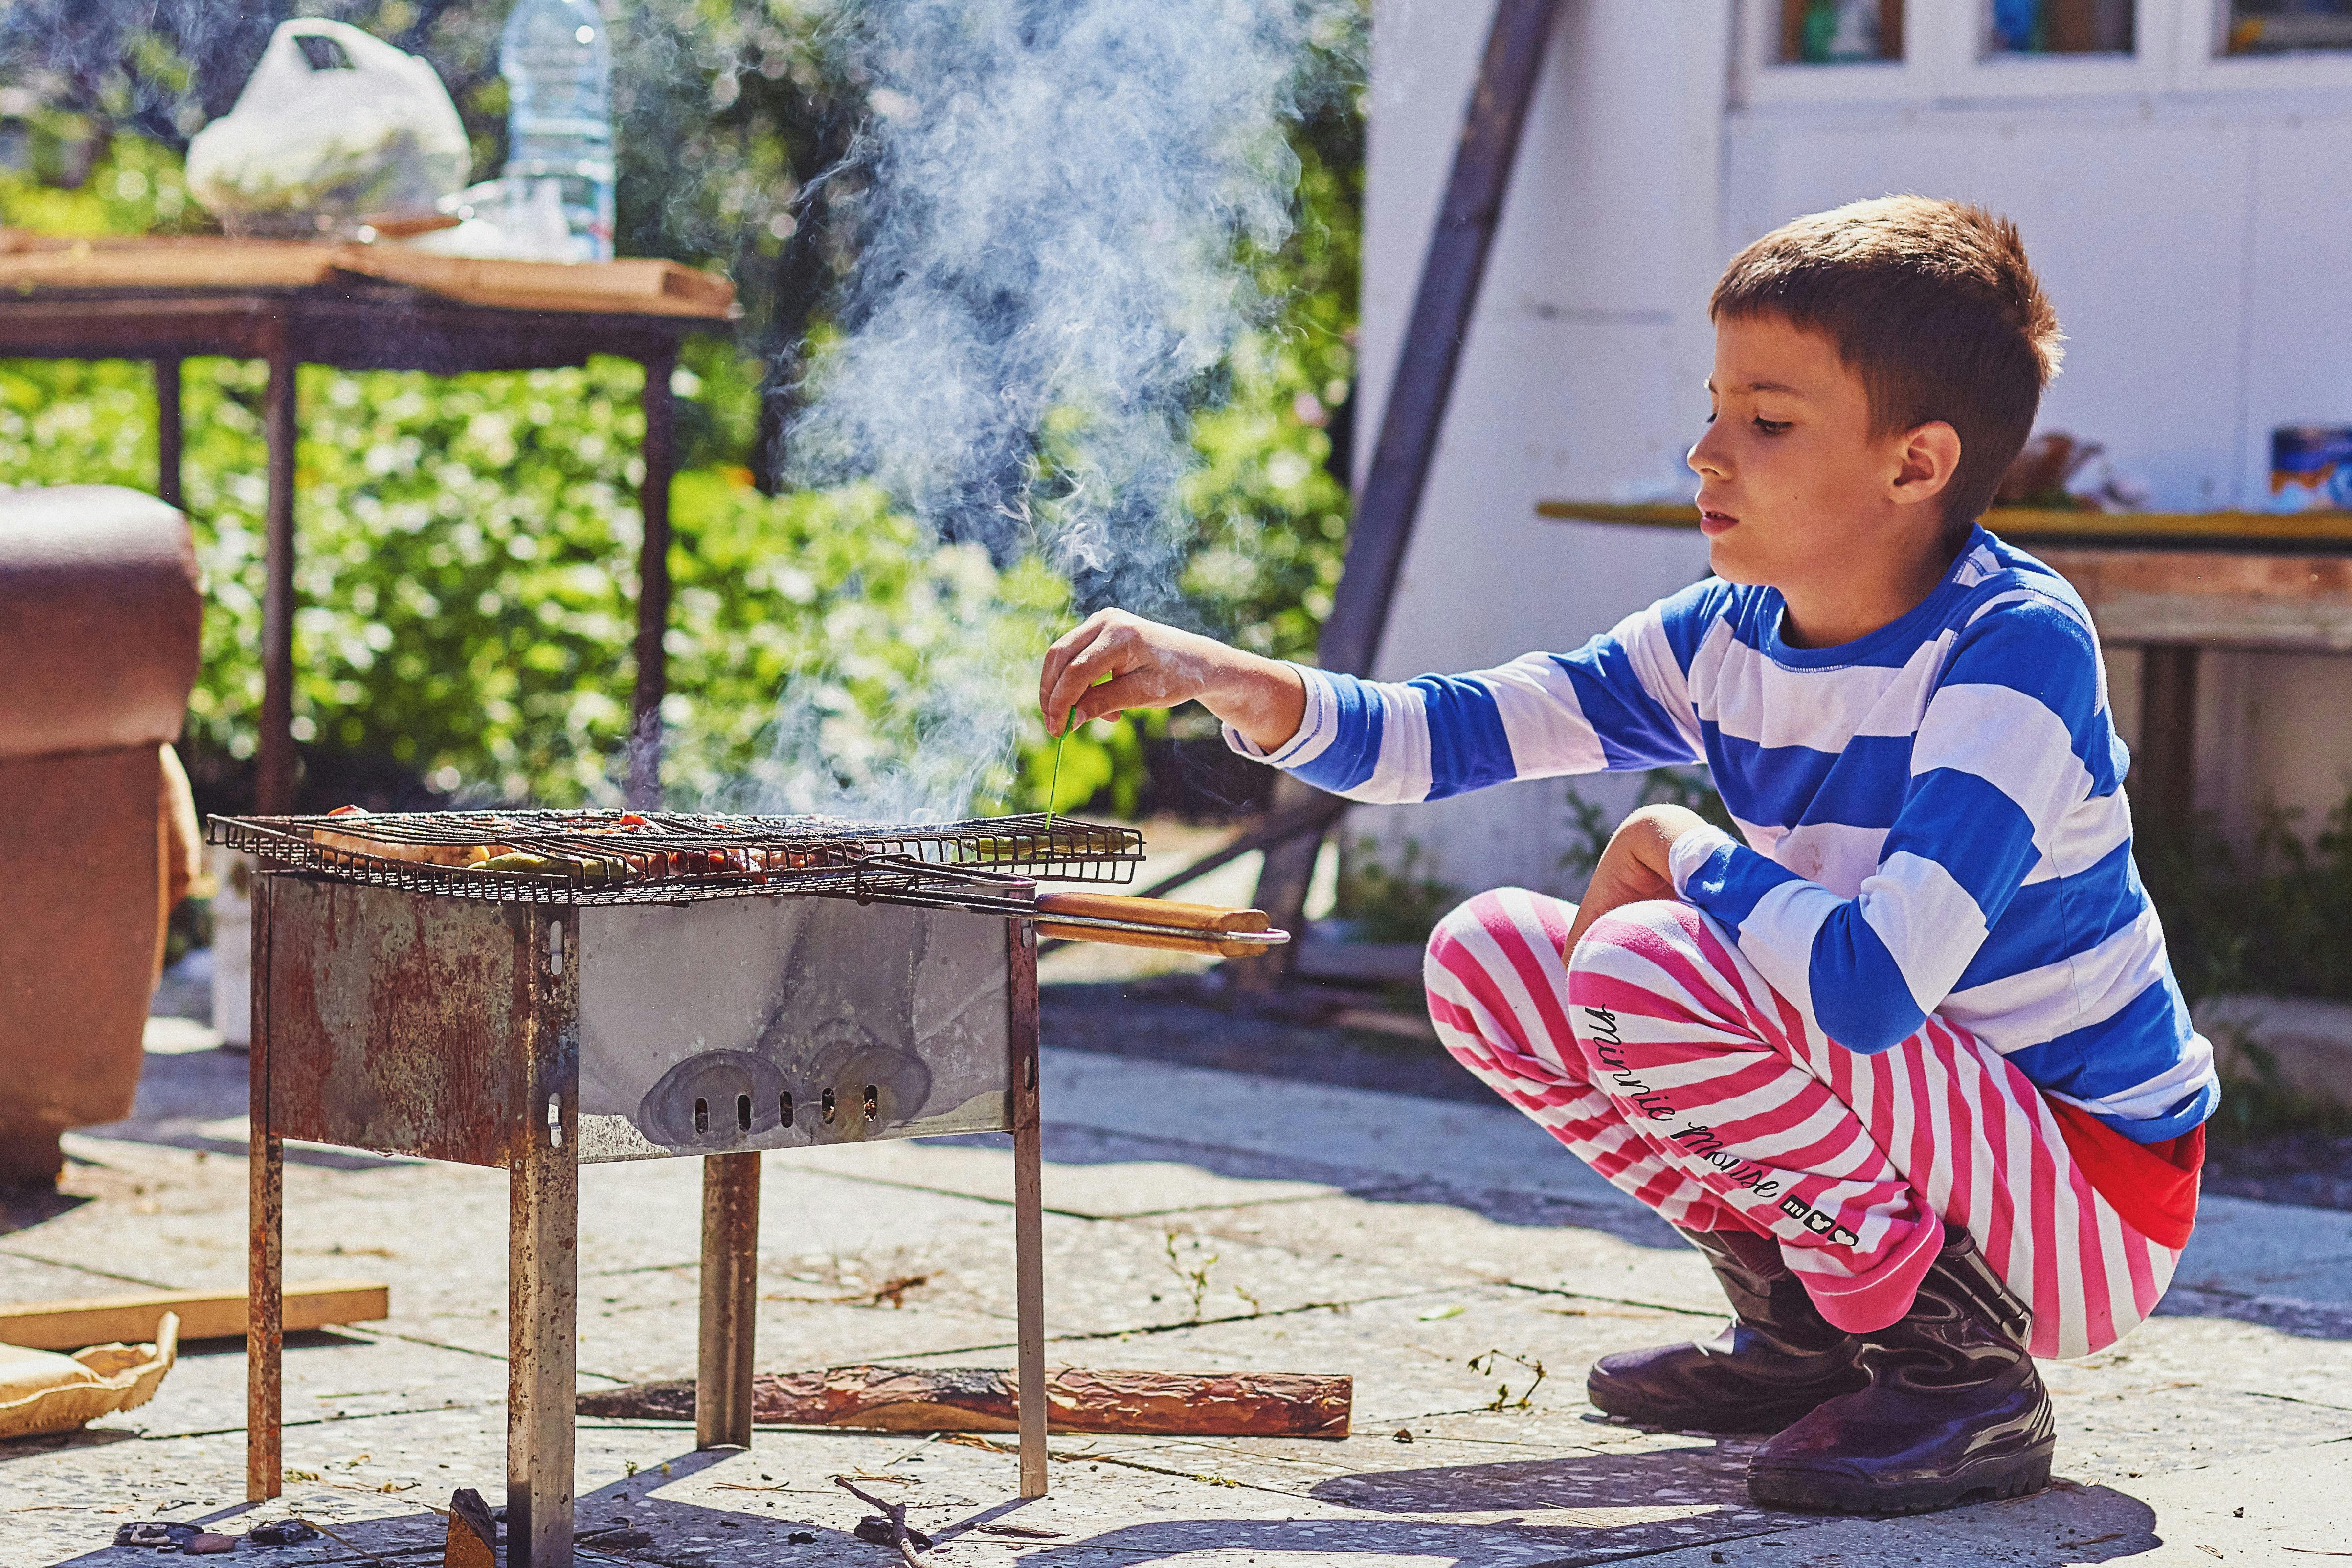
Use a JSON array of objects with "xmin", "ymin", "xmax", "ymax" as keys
[
  {"xmin": 1069, "ymin": 671, "xmax": 1154, "ymax": 729},
  {"xmin": 1039, "ymin": 613, "xmax": 1111, "ymax": 715},
  {"xmin": 1043, "ymin": 627, "xmax": 1132, "ymax": 735}
]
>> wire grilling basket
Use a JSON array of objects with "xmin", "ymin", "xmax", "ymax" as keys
[{"xmin": 206, "ymin": 809, "xmax": 1145, "ymax": 908}]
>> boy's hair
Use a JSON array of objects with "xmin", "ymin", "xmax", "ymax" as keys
[{"xmin": 1710, "ymin": 195, "xmax": 2063, "ymax": 537}]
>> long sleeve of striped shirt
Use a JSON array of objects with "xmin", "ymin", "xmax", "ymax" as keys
[
  {"xmin": 1231, "ymin": 601, "xmax": 1709, "ymax": 802},
  {"xmin": 1227, "ymin": 532, "xmax": 2217, "ymax": 1142}
]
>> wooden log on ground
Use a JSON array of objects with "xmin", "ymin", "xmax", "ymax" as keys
[
  {"xmin": 442, "ymin": 1488, "xmax": 498, "ymax": 1568},
  {"xmin": 0, "ymin": 1281, "xmax": 388, "ymax": 1351},
  {"xmin": 577, "ymin": 1366, "xmax": 1351, "ymax": 1438}
]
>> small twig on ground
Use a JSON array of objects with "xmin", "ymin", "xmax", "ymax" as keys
[
  {"xmin": 1162, "ymin": 1229, "xmax": 1218, "ymax": 1322},
  {"xmin": 833, "ymin": 1476, "xmax": 928, "ymax": 1568},
  {"xmin": 1466, "ymin": 1348, "xmax": 1547, "ymax": 1411}
]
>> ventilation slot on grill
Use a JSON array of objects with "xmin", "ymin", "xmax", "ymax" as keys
[
  {"xmin": 821, "ymin": 1089, "xmax": 836, "ymax": 1124},
  {"xmin": 736, "ymin": 1094, "xmax": 752, "ymax": 1132},
  {"xmin": 779, "ymin": 1092, "xmax": 795, "ymax": 1127},
  {"xmin": 694, "ymin": 1098, "xmax": 709, "ymax": 1134},
  {"xmin": 863, "ymin": 1085, "xmax": 879, "ymax": 1122}
]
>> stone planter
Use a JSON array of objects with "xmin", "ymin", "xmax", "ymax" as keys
[{"xmin": 2193, "ymin": 993, "xmax": 2352, "ymax": 1115}]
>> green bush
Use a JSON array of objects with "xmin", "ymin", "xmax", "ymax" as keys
[
  {"xmin": 0, "ymin": 350, "xmax": 1079, "ymax": 809},
  {"xmin": 2142, "ymin": 794, "xmax": 2352, "ymax": 1004}
]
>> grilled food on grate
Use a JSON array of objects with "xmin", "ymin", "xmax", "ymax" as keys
[{"xmin": 207, "ymin": 807, "xmax": 1147, "ymax": 906}]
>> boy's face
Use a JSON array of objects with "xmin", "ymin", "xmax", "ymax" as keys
[{"xmin": 1687, "ymin": 313, "xmax": 1951, "ymax": 593}]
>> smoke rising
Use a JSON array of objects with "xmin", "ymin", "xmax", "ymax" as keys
[{"xmin": 720, "ymin": 0, "xmax": 1362, "ymax": 822}]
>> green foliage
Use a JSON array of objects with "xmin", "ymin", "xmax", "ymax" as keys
[
  {"xmin": 1560, "ymin": 770, "xmax": 1738, "ymax": 879},
  {"xmin": 1333, "ymin": 837, "xmax": 1462, "ymax": 946},
  {"xmin": 0, "ymin": 347, "xmax": 1073, "ymax": 807},
  {"xmin": 2140, "ymin": 793, "xmax": 2352, "ymax": 1004},
  {"xmin": 1185, "ymin": 112, "xmax": 1360, "ymax": 661},
  {"xmin": 0, "ymin": 133, "xmax": 197, "ymax": 233}
]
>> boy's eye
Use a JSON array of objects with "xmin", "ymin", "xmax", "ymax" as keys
[{"xmin": 1753, "ymin": 416, "xmax": 1792, "ymax": 436}]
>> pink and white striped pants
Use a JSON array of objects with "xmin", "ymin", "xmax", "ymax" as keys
[{"xmin": 1424, "ymin": 890, "xmax": 2181, "ymax": 1359}]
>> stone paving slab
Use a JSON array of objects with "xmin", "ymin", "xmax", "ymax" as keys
[{"xmin": 3, "ymin": 1039, "xmax": 2349, "ymax": 1567}]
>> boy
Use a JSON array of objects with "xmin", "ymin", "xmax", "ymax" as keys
[{"xmin": 1036, "ymin": 195, "xmax": 2215, "ymax": 1516}]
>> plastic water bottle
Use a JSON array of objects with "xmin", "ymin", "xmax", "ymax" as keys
[{"xmin": 500, "ymin": 0, "xmax": 614, "ymax": 261}]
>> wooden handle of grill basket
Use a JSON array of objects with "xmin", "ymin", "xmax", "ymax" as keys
[{"xmin": 1033, "ymin": 892, "xmax": 1280, "ymax": 957}]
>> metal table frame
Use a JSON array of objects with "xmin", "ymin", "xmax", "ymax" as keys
[
  {"xmin": 244, "ymin": 875, "xmax": 1051, "ymax": 1568},
  {"xmin": 0, "ymin": 280, "xmax": 725, "ymax": 811}
]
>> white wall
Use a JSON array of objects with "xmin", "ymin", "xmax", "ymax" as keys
[
  {"xmin": 1356, "ymin": 0, "xmax": 2352, "ymax": 900},
  {"xmin": 1351, "ymin": 0, "xmax": 1725, "ymax": 902}
]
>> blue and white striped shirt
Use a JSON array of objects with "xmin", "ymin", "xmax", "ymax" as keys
[{"xmin": 1232, "ymin": 527, "xmax": 2218, "ymax": 1144}]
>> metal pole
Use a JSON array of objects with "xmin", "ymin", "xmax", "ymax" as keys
[
  {"xmin": 1247, "ymin": 0, "xmax": 1564, "ymax": 970},
  {"xmin": 258, "ymin": 323, "xmax": 300, "ymax": 815},
  {"xmin": 508, "ymin": 924, "xmax": 580, "ymax": 1568},
  {"xmin": 156, "ymin": 357, "xmax": 184, "ymax": 511},
  {"xmin": 1008, "ymin": 920, "xmax": 1048, "ymax": 1498},
  {"xmin": 695, "ymin": 1152, "xmax": 762, "ymax": 1449},
  {"xmin": 246, "ymin": 879, "xmax": 282, "ymax": 1502},
  {"xmin": 628, "ymin": 349, "xmax": 679, "ymax": 810}
]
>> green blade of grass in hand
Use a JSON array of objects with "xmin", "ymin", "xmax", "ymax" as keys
[
  {"xmin": 1046, "ymin": 710, "xmax": 1073, "ymax": 836},
  {"xmin": 1045, "ymin": 676, "xmax": 1112, "ymax": 836}
]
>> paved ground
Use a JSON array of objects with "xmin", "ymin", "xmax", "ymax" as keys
[{"xmin": 5, "ymin": 1009, "xmax": 2351, "ymax": 1567}]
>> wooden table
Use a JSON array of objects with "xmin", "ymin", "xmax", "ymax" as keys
[
  {"xmin": 0, "ymin": 236, "xmax": 736, "ymax": 810},
  {"xmin": 1537, "ymin": 502, "xmax": 2352, "ymax": 830}
]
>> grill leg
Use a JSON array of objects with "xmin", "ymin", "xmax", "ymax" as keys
[
  {"xmin": 509, "ymin": 1121, "xmax": 579, "ymax": 1568},
  {"xmin": 696, "ymin": 1152, "xmax": 762, "ymax": 1449},
  {"xmin": 1009, "ymin": 920, "xmax": 1048, "ymax": 1498},
  {"xmin": 247, "ymin": 880, "xmax": 281, "ymax": 1503}
]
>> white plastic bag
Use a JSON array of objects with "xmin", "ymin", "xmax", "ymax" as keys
[{"xmin": 187, "ymin": 20, "xmax": 471, "ymax": 226}]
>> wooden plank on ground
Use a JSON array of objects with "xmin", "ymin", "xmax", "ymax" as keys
[
  {"xmin": 577, "ymin": 1365, "xmax": 1353, "ymax": 1438},
  {"xmin": 0, "ymin": 1280, "xmax": 389, "ymax": 1350}
]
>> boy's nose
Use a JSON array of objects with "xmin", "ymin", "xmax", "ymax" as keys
[{"xmin": 1687, "ymin": 429, "xmax": 1728, "ymax": 478}]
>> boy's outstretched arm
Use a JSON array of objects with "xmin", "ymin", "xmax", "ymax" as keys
[
  {"xmin": 1044, "ymin": 588, "xmax": 1717, "ymax": 810},
  {"xmin": 1040, "ymin": 609, "xmax": 1308, "ymax": 754}
]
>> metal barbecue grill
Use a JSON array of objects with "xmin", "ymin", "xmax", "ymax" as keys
[{"xmin": 212, "ymin": 809, "xmax": 1285, "ymax": 1568}]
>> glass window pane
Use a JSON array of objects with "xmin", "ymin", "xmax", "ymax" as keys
[
  {"xmin": 2226, "ymin": 1, "xmax": 2352, "ymax": 54},
  {"xmin": 1986, "ymin": 0, "xmax": 2136, "ymax": 56},
  {"xmin": 1778, "ymin": 0, "xmax": 1904, "ymax": 64}
]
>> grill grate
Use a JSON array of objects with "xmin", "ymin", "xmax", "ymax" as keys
[{"xmin": 205, "ymin": 809, "xmax": 1143, "ymax": 907}]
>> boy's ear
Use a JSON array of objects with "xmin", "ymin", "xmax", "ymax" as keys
[{"xmin": 1890, "ymin": 420, "xmax": 1962, "ymax": 509}]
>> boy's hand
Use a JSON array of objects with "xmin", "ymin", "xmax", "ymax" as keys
[
  {"xmin": 1039, "ymin": 609, "xmax": 1307, "ymax": 754},
  {"xmin": 1567, "ymin": 805, "xmax": 1714, "ymax": 952}
]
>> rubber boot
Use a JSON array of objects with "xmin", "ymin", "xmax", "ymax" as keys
[
  {"xmin": 1587, "ymin": 1225, "xmax": 1865, "ymax": 1434},
  {"xmin": 1747, "ymin": 1221, "xmax": 2055, "ymax": 1514}
]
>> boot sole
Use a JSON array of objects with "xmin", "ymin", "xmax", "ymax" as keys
[{"xmin": 1746, "ymin": 1439, "xmax": 2053, "ymax": 1515}]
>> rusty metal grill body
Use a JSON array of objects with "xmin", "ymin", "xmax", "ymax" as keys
[{"xmin": 212, "ymin": 810, "xmax": 1125, "ymax": 1566}]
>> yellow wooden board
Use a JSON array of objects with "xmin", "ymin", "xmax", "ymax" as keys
[
  {"xmin": 0, "ymin": 1280, "xmax": 389, "ymax": 1351},
  {"xmin": 0, "ymin": 237, "xmax": 341, "ymax": 291},
  {"xmin": 0, "ymin": 232, "xmax": 735, "ymax": 320},
  {"xmin": 1535, "ymin": 499, "xmax": 2352, "ymax": 549}
]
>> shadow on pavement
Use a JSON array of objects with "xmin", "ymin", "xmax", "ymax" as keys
[{"xmin": 73, "ymin": 1046, "xmax": 418, "ymax": 1172}]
